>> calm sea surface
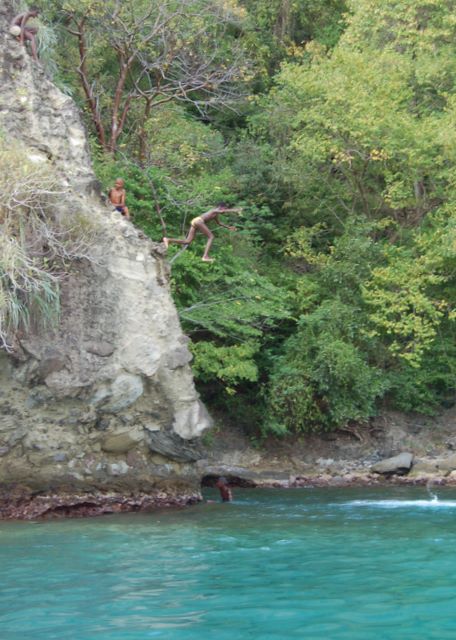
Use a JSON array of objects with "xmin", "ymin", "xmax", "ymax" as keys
[{"xmin": 1, "ymin": 487, "xmax": 456, "ymax": 639}]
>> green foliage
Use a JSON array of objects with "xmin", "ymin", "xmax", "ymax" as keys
[
  {"xmin": 93, "ymin": 109, "xmax": 291, "ymax": 402},
  {"xmin": 171, "ymin": 244, "xmax": 291, "ymax": 395},
  {"xmin": 49, "ymin": 0, "xmax": 456, "ymax": 434},
  {"xmin": 386, "ymin": 330, "xmax": 456, "ymax": 414},
  {"xmin": 239, "ymin": 0, "xmax": 348, "ymax": 73},
  {"xmin": 39, "ymin": 0, "xmax": 255, "ymax": 154},
  {"xmin": 363, "ymin": 248, "xmax": 447, "ymax": 366},
  {"xmin": 143, "ymin": 106, "xmax": 226, "ymax": 176},
  {"xmin": 191, "ymin": 340, "xmax": 260, "ymax": 387},
  {"xmin": 173, "ymin": 247, "xmax": 291, "ymax": 340},
  {"xmin": 266, "ymin": 299, "xmax": 388, "ymax": 433},
  {"xmin": 248, "ymin": 0, "xmax": 456, "ymax": 432},
  {"xmin": 94, "ymin": 103, "xmax": 235, "ymax": 239}
]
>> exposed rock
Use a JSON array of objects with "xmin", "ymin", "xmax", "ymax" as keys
[
  {"xmin": 0, "ymin": 488, "xmax": 202, "ymax": 520},
  {"xmin": 433, "ymin": 454, "xmax": 456, "ymax": 472},
  {"xmin": 173, "ymin": 400, "xmax": 213, "ymax": 439},
  {"xmin": 3, "ymin": 1, "xmax": 456, "ymax": 514},
  {"xmin": 91, "ymin": 374, "xmax": 144, "ymax": 412},
  {"xmin": 0, "ymin": 414, "xmax": 27, "ymax": 452},
  {"xmin": 37, "ymin": 348, "xmax": 69, "ymax": 379},
  {"xmin": 101, "ymin": 429, "xmax": 143, "ymax": 454},
  {"xmin": 200, "ymin": 417, "xmax": 456, "ymax": 488},
  {"xmin": 0, "ymin": 1, "xmax": 211, "ymax": 518},
  {"xmin": 108, "ymin": 461, "xmax": 130, "ymax": 476},
  {"xmin": 203, "ymin": 466, "xmax": 290, "ymax": 487},
  {"xmin": 409, "ymin": 454, "xmax": 456, "ymax": 476},
  {"xmin": 85, "ymin": 341, "xmax": 115, "ymax": 357},
  {"xmin": 371, "ymin": 452, "xmax": 414, "ymax": 476},
  {"xmin": 145, "ymin": 428, "xmax": 203, "ymax": 462},
  {"xmin": 165, "ymin": 346, "xmax": 193, "ymax": 370},
  {"xmin": 410, "ymin": 459, "xmax": 439, "ymax": 475}
]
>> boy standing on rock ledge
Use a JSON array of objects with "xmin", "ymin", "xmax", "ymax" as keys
[
  {"xmin": 10, "ymin": 6, "xmax": 40, "ymax": 62},
  {"xmin": 109, "ymin": 178, "xmax": 131, "ymax": 220}
]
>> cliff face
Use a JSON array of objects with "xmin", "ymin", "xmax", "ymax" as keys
[{"xmin": 0, "ymin": 2, "xmax": 212, "ymax": 518}]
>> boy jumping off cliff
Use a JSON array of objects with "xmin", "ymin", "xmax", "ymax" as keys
[
  {"xmin": 162, "ymin": 203, "xmax": 242, "ymax": 262},
  {"xmin": 10, "ymin": 6, "xmax": 40, "ymax": 62},
  {"xmin": 109, "ymin": 178, "xmax": 131, "ymax": 220}
]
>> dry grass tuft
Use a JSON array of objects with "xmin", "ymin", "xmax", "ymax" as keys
[{"xmin": 0, "ymin": 140, "xmax": 97, "ymax": 351}]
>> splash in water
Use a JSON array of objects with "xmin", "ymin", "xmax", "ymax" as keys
[
  {"xmin": 344, "ymin": 499, "xmax": 456, "ymax": 509},
  {"xmin": 426, "ymin": 479, "xmax": 439, "ymax": 503}
]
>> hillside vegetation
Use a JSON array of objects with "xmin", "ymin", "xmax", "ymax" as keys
[{"xmin": 26, "ymin": 0, "xmax": 456, "ymax": 434}]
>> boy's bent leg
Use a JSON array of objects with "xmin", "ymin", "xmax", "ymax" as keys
[
  {"xmin": 25, "ymin": 31, "xmax": 38, "ymax": 60},
  {"xmin": 163, "ymin": 225, "xmax": 196, "ymax": 250},
  {"xmin": 184, "ymin": 225, "xmax": 197, "ymax": 244},
  {"xmin": 162, "ymin": 237, "xmax": 191, "ymax": 246},
  {"xmin": 202, "ymin": 234, "xmax": 214, "ymax": 260},
  {"xmin": 197, "ymin": 221, "xmax": 214, "ymax": 260}
]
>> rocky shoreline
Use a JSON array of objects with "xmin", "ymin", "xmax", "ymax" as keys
[
  {"xmin": 2, "ymin": 467, "xmax": 454, "ymax": 521},
  {"xmin": 201, "ymin": 465, "xmax": 456, "ymax": 490},
  {"xmin": 4, "ymin": 406, "xmax": 456, "ymax": 520},
  {"xmin": 0, "ymin": 488, "xmax": 202, "ymax": 520},
  {"xmin": 199, "ymin": 407, "xmax": 456, "ymax": 492}
]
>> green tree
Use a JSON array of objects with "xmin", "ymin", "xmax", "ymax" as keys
[
  {"xmin": 256, "ymin": 0, "xmax": 456, "ymax": 431},
  {"xmin": 39, "ymin": 0, "xmax": 252, "ymax": 155}
]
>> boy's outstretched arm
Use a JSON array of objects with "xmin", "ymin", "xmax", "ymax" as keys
[{"xmin": 214, "ymin": 215, "xmax": 236, "ymax": 231}]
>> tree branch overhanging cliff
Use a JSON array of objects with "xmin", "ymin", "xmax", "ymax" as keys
[{"xmin": 59, "ymin": 0, "xmax": 251, "ymax": 156}]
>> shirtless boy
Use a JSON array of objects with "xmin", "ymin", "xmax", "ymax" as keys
[
  {"xmin": 109, "ymin": 178, "xmax": 131, "ymax": 220},
  {"xmin": 215, "ymin": 477, "xmax": 233, "ymax": 502},
  {"xmin": 11, "ymin": 7, "xmax": 40, "ymax": 62},
  {"xmin": 163, "ymin": 203, "xmax": 242, "ymax": 262}
]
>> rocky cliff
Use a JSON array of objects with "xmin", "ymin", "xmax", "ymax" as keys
[{"xmin": 0, "ymin": 2, "xmax": 212, "ymax": 518}]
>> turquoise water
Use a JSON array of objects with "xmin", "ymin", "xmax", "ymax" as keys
[{"xmin": 2, "ymin": 487, "xmax": 456, "ymax": 639}]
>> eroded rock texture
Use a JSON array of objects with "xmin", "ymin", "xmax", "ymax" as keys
[{"xmin": 0, "ymin": 2, "xmax": 211, "ymax": 518}]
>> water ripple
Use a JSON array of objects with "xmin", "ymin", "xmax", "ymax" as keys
[{"xmin": 2, "ymin": 488, "xmax": 456, "ymax": 639}]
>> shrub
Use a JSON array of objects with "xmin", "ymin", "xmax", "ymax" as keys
[{"xmin": 265, "ymin": 300, "xmax": 388, "ymax": 433}]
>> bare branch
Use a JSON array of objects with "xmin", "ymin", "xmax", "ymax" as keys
[{"xmin": 63, "ymin": 0, "xmax": 252, "ymax": 153}]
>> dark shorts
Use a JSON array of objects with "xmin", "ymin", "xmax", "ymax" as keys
[{"xmin": 115, "ymin": 206, "xmax": 125, "ymax": 214}]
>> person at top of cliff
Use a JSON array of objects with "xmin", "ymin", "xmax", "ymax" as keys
[
  {"xmin": 10, "ymin": 6, "xmax": 40, "ymax": 62},
  {"xmin": 216, "ymin": 477, "xmax": 233, "ymax": 502},
  {"xmin": 108, "ymin": 178, "xmax": 131, "ymax": 220},
  {"xmin": 162, "ymin": 203, "xmax": 242, "ymax": 262}
]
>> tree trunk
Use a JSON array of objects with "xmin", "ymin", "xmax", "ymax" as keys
[
  {"xmin": 73, "ymin": 20, "xmax": 107, "ymax": 149},
  {"xmin": 108, "ymin": 55, "xmax": 133, "ymax": 155},
  {"xmin": 138, "ymin": 97, "xmax": 152, "ymax": 165}
]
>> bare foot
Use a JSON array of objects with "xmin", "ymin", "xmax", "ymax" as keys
[
  {"xmin": 162, "ymin": 237, "xmax": 169, "ymax": 249},
  {"xmin": 202, "ymin": 257, "xmax": 214, "ymax": 262}
]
